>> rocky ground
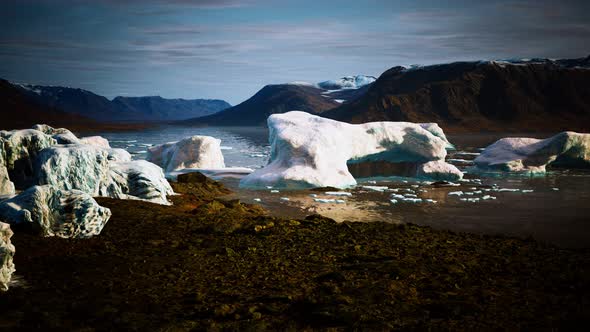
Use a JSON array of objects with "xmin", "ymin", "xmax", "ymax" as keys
[{"xmin": 1, "ymin": 172, "xmax": 589, "ymax": 331}]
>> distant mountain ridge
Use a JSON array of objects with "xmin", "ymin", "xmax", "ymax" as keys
[
  {"xmin": 11, "ymin": 82, "xmax": 230, "ymax": 122},
  {"xmin": 182, "ymin": 75, "xmax": 375, "ymax": 126},
  {"xmin": 325, "ymin": 55, "xmax": 590, "ymax": 132}
]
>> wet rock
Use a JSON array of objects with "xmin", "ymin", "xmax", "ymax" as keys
[
  {"xmin": 0, "ymin": 185, "xmax": 111, "ymax": 238},
  {"xmin": 0, "ymin": 222, "xmax": 15, "ymax": 291}
]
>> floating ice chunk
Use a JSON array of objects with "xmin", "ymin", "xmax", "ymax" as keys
[
  {"xmin": 147, "ymin": 136, "xmax": 225, "ymax": 172},
  {"xmin": 411, "ymin": 184, "xmax": 419, "ymax": 188},
  {"xmin": 521, "ymin": 189, "xmax": 534, "ymax": 193},
  {"xmin": 551, "ymin": 187, "xmax": 560, "ymax": 191},
  {"xmin": 391, "ymin": 194, "xmax": 406, "ymax": 200},
  {"xmin": 474, "ymin": 132, "xmax": 590, "ymax": 173},
  {"xmin": 313, "ymin": 198, "xmax": 345, "ymax": 204},
  {"xmin": 464, "ymin": 192, "xmax": 474, "ymax": 196},
  {"xmin": 424, "ymin": 199, "xmax": 437, "ymax": 203},
  {"xmin": 404, "ymin": 194, "xmax": 418, "ymax": 198},
  {"xmin": 266, "ymin": 186, "xmax": 273, "ymax": 189},
  {"xmin": 482, "ymin": 195, "xmax": 497, "ymax": 200},
  {"xmin": 361, "ymin": 185, "xmax": 389, "ymax": 192},
  {"xmin": 473, "ymin": 190, "xmax": 483, "ymax": 194},
  {"xmin": 448, "ymin": 191, "xmax": 464, "ymax": 196},
  {"xmin": 402, "ymin": 197, "xmax": 423, "ymax": 203},
  {"xmin": 390, "ymin": 199, "xmax": 398, "ymax": 204},
  {"xmin": 365, "ymin": 180, "xmax": 377, "ymax": 184},
  {"xmin": 497, "ymin": 188, "xmax": 519, "ymax": 192},
  {"xmin": 270, "ymin": 190, "xmax": 280, "ymax": 193},
  {"xmin": 389, "ymin": 188, "xmax": 399, "ymax": 192},
  {"xmin": 253, "ymin": 198, "xmax": 262, "ymax": 202},
  {"xmin": 309, "ymin": 193, "xmax": 318, "ymax": 198},
  {"xmin": 325, "ymin": 191, "xmax": 352, "ymax": 196},
  {"xmin": 220, "ymin": 146, "xmax": 233, "ymax": 150},
  {"xmin": 280, "ymin": 197, "xmax": 290, "ymax": 201}
]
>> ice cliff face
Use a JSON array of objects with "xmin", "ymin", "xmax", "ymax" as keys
[{"xmin": 240, "ymin": 111, "xmax": 462, "ymax": 189}]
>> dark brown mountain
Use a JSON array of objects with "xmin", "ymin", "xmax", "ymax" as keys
[
  {"xmin": 0, "ymin": 79, "xmax": 99, "ymax": 130},
  {"xmin": 325, "ymin": 56, "xmax": 590, "ymax": 133},
  {"xmin": 10, "ymin": 83, "xmax": 230, "ymax": 123},
  {"xmin": 112, "ymin": 96, "xmax": 230, "ymax": 121},
  {"xmin": 183, "ymin": 84, "xmax": 341, "ymax": 126},
  {"xmin": 0, "ymin": 79, "xmax": 148, "ymax": 131}
]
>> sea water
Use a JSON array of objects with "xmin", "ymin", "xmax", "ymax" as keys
[{"xmin": 89, "ymin": 127, "xmax": 590, "ymax": 248}]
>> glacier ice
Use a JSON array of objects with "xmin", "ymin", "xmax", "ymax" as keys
[
  {"xmin": 240, "ymin": 111, "xmax": 462, "ymax": 189},
  {"xmin": 147, "ymin": 136, "xmax": 225, "ymax": 173}
]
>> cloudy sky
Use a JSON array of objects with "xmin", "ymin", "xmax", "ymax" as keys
[{"xmin": 1, "ymin": 0, "xmax": 589, "ymax": 104}]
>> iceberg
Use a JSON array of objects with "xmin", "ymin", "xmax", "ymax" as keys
[
  {"xmin": 0, "ymin": 185, "xmax": 111, "ymax": 238},
  {"xmin": 147, "ymin": 136, "xmax": 225, "ymax": 173},
  {"xmin": 0, "ymin": 222, "xmax": 15, "ymax": 291},
  {"xmin": 240, "ymin": 111, "xmax": 462, "ymax": 189},
  {"xmin": 474, "ymin": 132, "xmax": 590, "ymax": 173}
]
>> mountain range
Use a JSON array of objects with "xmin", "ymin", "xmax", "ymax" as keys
[
  {"xmin": 1, "ymin": 81, "xmax": 231, "ymax": 129},
  {"xmin": 182, "ymin": 75, "xmax": 376, "ymax": 126},
  {"xmin": 324, "ymin": 56, "xmax": 590, "ymax": 132},
  {"xmin": 3, "ymin": 55, "xmax": 590, "ymax": 132}
]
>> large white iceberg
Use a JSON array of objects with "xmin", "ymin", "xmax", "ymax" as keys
[
  {"xmin": 240, "ymin": 111, "xmax": 462, "ymax": 189},
  {"xmin": 147, "ymin": 136, "xmax": 225, "ymax": 173},
  {"xmin": 474, "ymin": 131, "xmax": 590, "ymax": 173}
]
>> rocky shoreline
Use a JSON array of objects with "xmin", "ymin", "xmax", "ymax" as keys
[{"xmin": 1, "ymin": 172, "xmax": 589, "ymax": 330}]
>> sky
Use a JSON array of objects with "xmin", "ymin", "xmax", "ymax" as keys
[{"xmin": 1, "ymin": 0, "xmax": 589, "ymax": 105}]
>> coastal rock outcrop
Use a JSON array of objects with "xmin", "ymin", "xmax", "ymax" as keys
[
  {"xmin": 240, "ymin": 111, "xmax": 461, "ymax": 189},
  {"xmin": 0, "ymin": 222, "xmax": 15, "ymax": 291},
  {"xmin": 474, "ymin": 131, "xmax": 590, "ymax": 173},
  {"xmin": 147, "ymin": 135, "xmax": 225, "ymax": 172},
  {"xmin": 0, "ymin": 185, "xmax": 111, "ymax": 238}
]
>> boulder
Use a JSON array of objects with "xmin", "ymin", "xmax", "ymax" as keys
[
  {"xmin": 0, "ymin": 222, "xmax": 15, "ymax": 291},
  {"xmin": 0, "ymin": 128, "xmax": 57, "ymax": 188},
  {"xmin": 0, "ymin": 185, "xmax": 111, "ymax": 238},
  {"xmin": 147, "ymin": 136, "xmax": 225, "ymax": 173},
  {"xmin": 240, "ymin": 111, "xmax": 461, "ymax": 189},
  {"xmin": 474, "ymin": 131, "xmax": 590, "ymax": 173}
]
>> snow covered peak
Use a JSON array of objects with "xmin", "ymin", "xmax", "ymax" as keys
[
  {"xmin": 317, "ymin": 75, "xmax": 376, "ymax": 90},
  {"xmin": 285, "ymin": 81, "xmax": 318, "ymax": 87}
]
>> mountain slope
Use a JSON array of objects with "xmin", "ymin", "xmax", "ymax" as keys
[
  {"xmin": 325, "ymin": 56, "xmax": 590, "ymax": 132},
  {"xmin": 0, "ymin": 79, "xmax": 101, "ymax": 130},
  {"xmin": 112, "ymin": 96, "xmax": 230, "ymax": 121},
  {"xmin": 182, "ymin": 76, "xmax": 375, "ymax": 126},
  {"xmin": 183, "ymin": 84, "xmax": 341, "ymax": 126},
  {"xmin": 12, "ymin": 83, "xmax": 230, "ymax": 122}
]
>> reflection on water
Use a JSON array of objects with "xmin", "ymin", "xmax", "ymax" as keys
[{"xmin": 92, "ymin": 128, "xmax": 590, "ymax": 248}]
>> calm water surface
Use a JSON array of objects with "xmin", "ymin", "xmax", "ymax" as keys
[{"xmin": 88, "ymin": 126, "xmax": 590, "ymax": 248}]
